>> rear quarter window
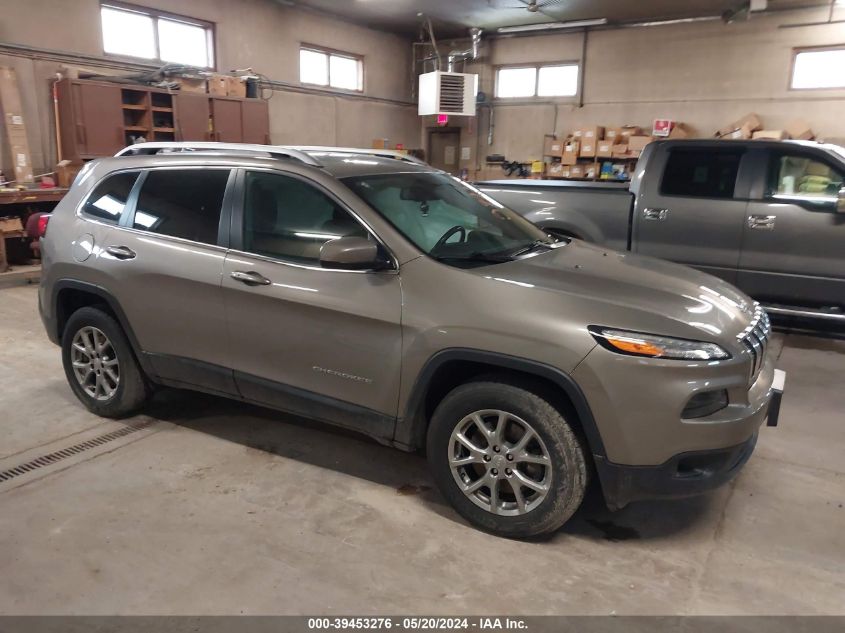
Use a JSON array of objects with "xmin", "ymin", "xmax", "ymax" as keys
[
  {"xmin": 81, "ymin": 171, "xmax": 140, "ymax": 224},
  {"xmin": 660, "ymin": 149, "xmax": 743, "ymax": 199}
]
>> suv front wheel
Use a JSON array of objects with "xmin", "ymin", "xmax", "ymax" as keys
[
  {"xmin": 427, "ymin": 379, "xmax": 587, "ymax": 538},
  {"xmin": 61, "ymin": 307, "xmax": 149, "ymax": 418}
]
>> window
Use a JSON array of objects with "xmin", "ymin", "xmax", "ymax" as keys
[
  {"xmin": 82, "ymin": 171, "xmax": 140, "ymax": 224},
  {"xmin": 791, "ymin": 47, "xmax": 845, "ymax": 90},
  {"xmin": 496, "ymin": 64, "xmax": 578, "ymax": 98},
  {"xmin": 133, "ymin": 169, "xmax": 230, "ymax": 244},
  {"xmin": 243, "ymin": 171, "xmax": 368, "ymax": 264},
  {"xmin": 299, "ymin": 47, "xmax": 363, "ymax": 91},
  {"xmin": 342, "ymin": 172, "xmax": 550, "ymax": 264},
  {"xmin": 768, "ymin": 154, "xmax": 844, "ymax": 204},
  {"xmin": 101, "ymin": 3, "xmax": 214, "ymax": 68},
  {"xmin": 661, "ymin": 150, "xmax": 742, "ymax": 199}
]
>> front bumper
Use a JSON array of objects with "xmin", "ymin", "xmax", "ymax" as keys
[{"xmin": 595, "ymin": 432, "xmax": 758, "ymax": 510}]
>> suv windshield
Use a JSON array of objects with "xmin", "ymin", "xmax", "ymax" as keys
[{"xmin": 342, "ymin": 172, "xmax": 554, "ymax": 265}]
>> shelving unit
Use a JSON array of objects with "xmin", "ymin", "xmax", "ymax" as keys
[
  {"xmin": 56, "ymin": 78, "xmax": 271, "ymax": 160},
  {"xmin": 120, "ymin": 88, "xmax": 175, "ymax": 144}
]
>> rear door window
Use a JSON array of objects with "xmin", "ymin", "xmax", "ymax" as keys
[
  {"xmin": 661, "ymin": 150, "xmax": 743, "ymax": 199},
  {"xmin": 132, "ymin": 169, "xmax": 230, "ymax": 245},
  {"xmin": 81, "ymin": 171, "xmax": 140, "ymax": 224}
]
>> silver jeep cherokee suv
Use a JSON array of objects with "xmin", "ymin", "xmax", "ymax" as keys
[{"xmin": 39, "ymin": 142, "xmax": 785, "ymax": 538}]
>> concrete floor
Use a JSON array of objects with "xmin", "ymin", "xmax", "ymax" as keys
[{"xmin": 0, "ymin": 284, "xmax": 843, "ymax": 615}]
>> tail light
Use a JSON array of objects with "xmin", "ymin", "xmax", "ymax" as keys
[{"xmin": 36, "ymin": 214, "xmax": 51, "ymax": 238}]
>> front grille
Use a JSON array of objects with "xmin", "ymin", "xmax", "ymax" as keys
[{"xmin": 736, "ymin": 303, "xmax": 771, "ymax": 383}]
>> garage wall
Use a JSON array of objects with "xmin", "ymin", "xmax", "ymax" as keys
[
  {"xmin": 440, "ymin": 6, "xmax": 845, "ymax": 172},
  {"xmin": 0, "ymin": 0, "xmax": 419, "ymax": 176}
]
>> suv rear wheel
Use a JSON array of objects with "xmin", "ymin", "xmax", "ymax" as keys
[
  {"xmin": 61, "ymin": 307, "xmax": 149, "ymax": 418},
  {"xmin": 427, "ymin": 380, "xmax": 587, "ymax": 538}
]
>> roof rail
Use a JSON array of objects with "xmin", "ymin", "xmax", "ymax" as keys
[
  {"xmin": 287, "ymin": 146, "xmax": 428, "ymax": 166},
  {"xmin": 115, "ymin": 142, "xmax": 323, "ymax": 167}
]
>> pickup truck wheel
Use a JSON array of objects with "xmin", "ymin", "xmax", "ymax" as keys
[
  {"xmin": 427, "ymin": 380, "xmax": 587, "ymax": 538},
  {"xmin": 61, "ymin": 307, "xmax": 149, "ymax": 418}
]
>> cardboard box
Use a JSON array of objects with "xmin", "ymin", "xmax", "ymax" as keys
[
  {"xmin": 579, "ymin": 141, "xmax": 597, "ymax": 158},
  {"xmin": 628, "ymin": 135, "xmax": 653, "ymax": 152},
  {"xmin": 611, "ymin": 144, "xmax": 629, "ymax": 158},
  {"xmin": 752, "ymin": 130, "xmax": 788, "ymax": 140},
  {"xmin": 717, "ymin": 113, "xmax": 762, "ymax": 138},
  {"xmin": 559, "ymin": 165, "xmax": 571, "ymax": 178},
  {"xmin": 597, "ymin": 141, "xmax": 614, "ymax": 158},
  {"xmin": 605, "ymin": 127, "xmax": 625, "ymax": 142},
  {"xmin": 0, "ymin": 67, "xmax": 34, "ymax": 183},
  {"xmin": 54, "ymin": 160, "xmax": 83, "ymax": 188},
  {"xmin": 226, "ymin": 76, "xmax": 246, "ymax": 98},
  {"xmin": 372, "ymin": 138, "xmax": 390, "ymax": 149},
  {"xmin": 579, "ymin": 126, "xmax": 605, "ymax": 141},
  {"xmin": 543, "ymin": 137, "xmax": 564, "ymax": 157},
  {"xmin": 546, "ymin": 162, "xmax": 564, "ymax": 177},
  {"xmin": 584, "ymin": 162, "xmax": 601, "ymax": 179},
  {"xmin": 569, "ymin": 165, "xmax": 585, "ymax": 179},
  {"xmin": 628, "ymin": 149, "xmax": 642, "ymax": 159},
  {"xmin": 179, "ymin": 78, "xmax": 207, "ymax": 94},
  {"xmin": 619, "ymin": 126, "xmax": 643, "ymax": 140},
  {"xmin": 785, "ymin": 120, "xmax": 814, "ymax": 141},
  {"xmin": 562, "ymin": 140, "xmax": 580, "ymax": 165},
  {"xmin": 668, "ymin": 123, "xmax": 690, "ymax": 139},
  {"xmin": 0, "ymin": 217, "xmax": 24, "ymax": 233},
  {"xmin": 207, "ymin": 76, "xmax": 228, "ymax": 96}
]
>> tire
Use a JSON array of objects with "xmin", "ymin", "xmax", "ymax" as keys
[
  {"xmin": 427, "ymin": 379, "xmax": 587, "ymax": 538},
  {"xmin": 61, "ymin": 306, "xmax": 149, "ymax": 418}
]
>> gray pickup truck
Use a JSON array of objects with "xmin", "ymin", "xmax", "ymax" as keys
[{"xmin": 479, "ymin": 139, "xmax": 845, "ymax": 321}]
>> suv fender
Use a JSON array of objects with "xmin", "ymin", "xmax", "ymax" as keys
[
  {"xmin": 395, "ymin": 348, "xmax": 606, "ymax": 459},
  {"xmin": 49, "ymin": 279, "xmax": 157, "ymax": 379}
]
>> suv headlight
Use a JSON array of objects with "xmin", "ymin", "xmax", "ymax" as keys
[{"xmin": 588, "ymin": 326, "xmax": 731, "ymax": 361}]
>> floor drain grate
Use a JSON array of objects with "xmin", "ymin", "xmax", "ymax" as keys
[{"xmin": 0, "ymin": 420, "xmax": 154, "ymax": 484}]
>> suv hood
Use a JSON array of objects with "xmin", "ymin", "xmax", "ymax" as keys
[{"xmin": 484, "ymin": 241, "xmax": 756, "ymax": 340}]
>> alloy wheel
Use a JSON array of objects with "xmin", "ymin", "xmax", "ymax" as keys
[
  {"xmin": 70, "ymin": 326, "xmax": 120, "ymax": 401},
  {"xmin": 448, "ymin": 409, "xmax": 552, "ymax": 516}
]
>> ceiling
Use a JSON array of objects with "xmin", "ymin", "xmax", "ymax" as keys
[{"xmin": 285, "ymin": 0, "xmax": 830, "ymax": 39}]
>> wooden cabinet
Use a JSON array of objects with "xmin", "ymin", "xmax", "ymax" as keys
[
  {"xmin": 175, "ymin": 93, "xmax": 211, "ymax": 141},
  {"xmin": 57, "ymin": 79, "xmax": 271, "ymax": 159},
  {"xmin": 57, "ymin": 81, "xmax": 125, "ymax": 160}
]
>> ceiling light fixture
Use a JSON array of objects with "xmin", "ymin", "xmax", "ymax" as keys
[{"xmin": 496, "ymin": 18, "xmax": 608, "ymax": 34}]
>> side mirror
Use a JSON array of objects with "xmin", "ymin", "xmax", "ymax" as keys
[
  {"xmin": 838, "ymin": 187, "xmax": 845, "ymax": 214},
  {"xmin": 319, "ymin": 236, "xmax": 387, "ymax": 271}
]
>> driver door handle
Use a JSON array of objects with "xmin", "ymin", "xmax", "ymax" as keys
[
  {"xmin": 230, "ymin": 270, "xmax": 272, "ymax": 286},
  {"xmin": 105, "ymin": 245, "xmax": 136, "ymax": 260},
  {"xmin": 748, "ymin": 214, "xmax": 776, "ymax": 230},
  {"xmin": 642, "ymin": 208, "xmax": 669, "ymax": 221}
]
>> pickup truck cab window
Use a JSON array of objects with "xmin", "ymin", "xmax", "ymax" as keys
[
  {"xmin": 767, "ymin": 153, "xmax": 844, "ymax": 207},
  {"xmin": 660, "ymin": 149, "xmax": 742, "ymax": 199},
  {"xmin": 243, "ymin": 170, "xmax": 369, "ymax": 265}
]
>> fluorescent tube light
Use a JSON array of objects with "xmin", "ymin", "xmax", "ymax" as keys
[{"xmin": 497, "ymin": 18, "xmax": 608, "ymax": 34}]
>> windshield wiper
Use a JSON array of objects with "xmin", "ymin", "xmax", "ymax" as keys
[
  {"xmin": 504, "ymin": 239, "xmax": 555, "ymax": 258},
  {"xmin": 432, "ymin": 251, "xmax": 514, "ymax": 264}
]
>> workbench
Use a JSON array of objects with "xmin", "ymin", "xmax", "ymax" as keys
[{"xmin": 0, "ymin": 187, "xmax": 67, "ymax": 272}]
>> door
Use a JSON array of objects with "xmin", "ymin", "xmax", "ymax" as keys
[
  {"xmin": 175, "ymin": 94, "xmax": 210, "ymax": 141},
  {"xmin": 221, "ymin": 169, "xmax": 402, "ymax": 437},
  {"xmin": 632, "ymin": 145, "xmax": 749, "ymax": 283},
  {"xmin": 738, "ymin": 148, "xmax": 845, "ymax": 307},
  {"xmin": 428, "ymin": 129, "xmax": 461, "ymax": 175},
  {"xmin": 97, "ymin": 166, "xmax": 237, "ymax": 394},
  {"xmin": 73, "ymin": 82, "xmax": 124, "ymax": 156},
  {"xmin": 211, "ymin": 98, "xmax": 243, "ymax": 142},
  {"xmin": 241, "ymin": 99, "xmax": 269, "ymax": 144}
]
